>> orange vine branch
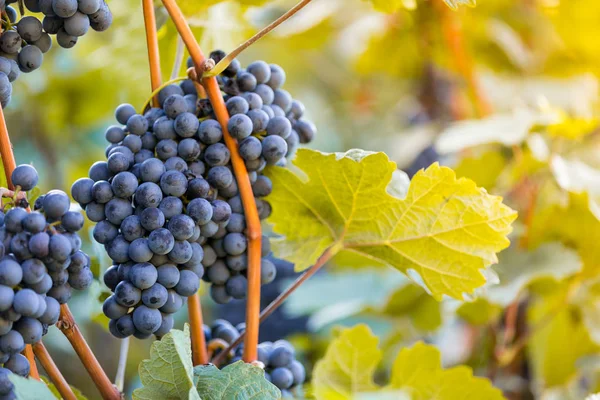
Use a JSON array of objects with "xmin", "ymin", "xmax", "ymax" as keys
[
  {"xmin": 435, "ymin": 1, "xmax": 491, "ymax": 118},
  {"xmin": 188, "ymin": 294, "xmax": 208, "ymax": 365},
  {"xmin": 161, "ymin": 0, "xmax": 263, "ymax": 363},
  {"xmin": 32, "ymin": 342, "xmax": 77, "ymax": 400},
  {"xmin": 204, "ymin": 0, "xmax": 314, "ymax": 78},
  {"xmin": 23, "ymin": 345, "xmax": 39, "ymax": 380},
  {"xmin": 142, "ymin": 0, "xmax": 162, "ymax": 107},
  {"xmin": 57, "ymin": 305, "xmax": 120, "ymax": 400},
  {"xmin": 212, "ymin": 247, "xmax": 335, "ymax": 366}
]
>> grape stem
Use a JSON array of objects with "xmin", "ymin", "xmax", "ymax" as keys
[
  {"xmin": 161, "ymin": 0, "xmax": 263, "ymax": 363},
  {"xmin": 203, "ymin": 0, "xmax": 314, "ymax": 78},
  {"xmin": 212, "ymin": 246, "xmax": 335, "ymax": 367},
  {"xmin": 32, "ymin": 342, "xmax": 77, "ymax": 400},
  {"xmin": 23, "ymin": 345, "xmax": 39, "ymax": 380},
  {"xmin": 143, "ymin": 0, "xmax": 163, "ymax": 108},
  {"xmin": 114, "ymin": 337, "xmax": 129, "ymax": 392},
  {"xmin": 57, "ymin": 305, "xmax": 121, "ymax": 399},
  {"xmin": 434, "ymin": 0, "xmax": 491, "ymax": 117},
  {"xmin": 188, "ymin": 294, "xmax": 209, "ymax": 365}
]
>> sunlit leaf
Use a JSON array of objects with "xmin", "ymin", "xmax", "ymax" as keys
[
  {"xmin": 313, "ymin": 324, "xmax": 505, "ymax": 399},
  {"xmin": 389, "ymin": 342, "xmax": 505, "ymax": 399},
  {"xmin": 265, "ymin": 149, "xmax": 516, "ymax": 300}
]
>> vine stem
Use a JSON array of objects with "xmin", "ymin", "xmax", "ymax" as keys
[
  {"xmin": 114, "ymin": 337, "xmax": 129, "ymax": 392},
  {"xmin": 0, "ymin": 104, "xmax": 17, "ymax": 190},
  {"xmin": 188, "ymin": 294, "xmax": 208, "ymax": 365},
  {"xmin": 23, "ymin": 345, "xmax": 39, "ymax": 380},
  {"xmin": 205, "ymin": 0, "xmax": 314, "ymax": 78},
  {"xmin": 142, "ymin": 0, "xmax": 162, "ymax": 108},
  {"xmin": 212, "ymin": 247, "xmax": 335, "ymax": 366},
  {"xmin": 161, "ymin": 0, "xmax": 263, "ymax": 363},
  {"xmin": 57, "ymin": 305, "xmax": 120, "ymax": 400},
  {"xmin": 434, "ymin": 1, "xmax": 491, "ymax": 117},
  {"xmin": 32, "ymin": 342, "xmax": 77, "ymax": 400}
]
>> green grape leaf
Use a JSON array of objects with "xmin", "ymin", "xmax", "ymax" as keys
[
  {"xmin": 443, "ymin": 0, "xmax": 477, "ymax": 10},
  {"xmin": 9, "ymin": 374, "xmax": 56, "ymax": 400},
  {"xmin": 133, "ymin": 325, "xmax": 200, "ymax": 400},
  {"xmin": 194, "ymin": 361, "xmax": 280, "ymax": 399},
  {"xmin": 312, "ymin": 324, "xmax": 504, "ymax": 400},
  {"xmin": 312, "ymin": 325, "xmax": 382, "ymax": 399},
  {"xmin": 364, "ymin": 0, "xmax": 404, "ymax": 13},
  {"xmin": 265, "ymin": 149, "xmax": 516, "ymax": 300},
  {"xmin": 389, "ymin": 342, "xmax": 505, "ymax": 399}
]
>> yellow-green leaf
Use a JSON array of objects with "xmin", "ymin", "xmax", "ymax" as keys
[
  {"xmin": 133, "ymin": 325, "xmax": 200, "ymax": 400},
  {"xmin": 389, "ymin": 342, "xmax": 505, "ymax": 399},
  {"xmin": 265, "ymin": 149, "xmax": 516, "ymax": 300},
  {"xmin": 312, "ymin": 325, "xmax": 381, "ymax": 400},
  {"xmin": 312, "ymin": 325, "xmax": 505, "ymax": 400},
  {"xmin": 527, "ymin": 293, "xmax": 599, "ymax": 387},
  {"xmin": 456, "ymin": 297, "xmax": 503, "ymax": 325}
]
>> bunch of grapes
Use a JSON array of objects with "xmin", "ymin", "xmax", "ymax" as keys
[
  {"xmin": 206, "ymin": 319, "xmax": 306, "ymax": 398},
  {"xmin": 0, "ymin": 164, "xmax": 93, "ymax": 396},
  {"xmin": 74, "ymin": 50, "xmax": 315, "ymax": 339},
  {"xmin": 0, "ymin": 0, "xmax": 112, "ymax": 106}
]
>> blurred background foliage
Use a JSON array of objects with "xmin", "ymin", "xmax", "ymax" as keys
[{"xmin": 4, "ymin": 0, "xmax": 600, "ymax": 398}]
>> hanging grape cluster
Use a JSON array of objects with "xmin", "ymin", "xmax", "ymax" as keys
[
  {"xmin": 206, "ymin": 319, "xmax": 306, "ymax": 398},
  {"xmin": 0, "ymin": 0, "xmax": 112, "ymax": 106},
  {"xmin": 0, "ymin": 164, "xmax": 93, "ymax": 395},
  {"xmin": 73, "ymin": 50, "xmax": 316, "ymax": 339}
]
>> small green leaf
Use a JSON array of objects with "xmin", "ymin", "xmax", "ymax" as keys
[
  {"xmin": 9, "ymin": 374, "xmax": 56, "ymax": 400},
  {"xmin": 133, "ymin": 324, "xmax": 200, "ymax": 400},
  {"xmin": 194, "ymin": 361, "xmax": 280, "ymax": 399},
  {"xmin": 312, "ymin": 324, "xmax": 381, "ymax": 399},
  {"xmin": 265, "ymin": 149, "xmax": 517, "ymax": 300},
  {"xmin": 389, "ymin": 342, "xmax": 505, "ymax": 399}
]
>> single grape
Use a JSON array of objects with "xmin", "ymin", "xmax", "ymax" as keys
[
  {"xmin": 266, "ymin": 116, "xmax": 292, "ymax": 139},
  {"xmin": 159, "ymin": 170, "xmax": 188, "ymax": 197},
  {"xmin": 198, "ymin": 119, "xmax": 223, "ymax": 145},
  {"xmin": 159, "ymin": 290, "xmax": 184, "ymax": 314},
  {"xmin": 243, "ymin": 92, "xmax": 263, "ymax": 110},
  {"xmin": 228, "ymin": 114, "xmax": 253, "ymax": 140},
  {"xmin": 56, "ymin": 28, "xmax": 78, "ymax": 48},
  {"xmin": 11, "ymin": 165, "xmax": 38, "ymax": 191},
  {"xmin": 4, "ymin": 354, "xmax": 29, "ymax": 377},
  {"xmin": 174, "ymin": 270, "xmax": 199, "ymax": 297},
  {"xmin": 147, "ymin": 228, "xmax": 175, "ymax": 256},
  {"xmin": 206, "ymin": 166, "xmax": 233, "ymax": 190},
  {"xmin": 254, "ymin": 84, "xmax": 275, "ymax": 105},
  {"xmin": 261, "ymin": 135, "xmax": 288, "ymax": 164},
  {"xmin": 247, "ymin": 61, "xmax": 271, "ymax": 84},
  {"xmin": 114, "ymin": 281, "xmax": 141, "ymax": 307},
  {"xmin": 174, "ymin": 112, "xmax": 199, "ymax": 138},
  {"xmin": 156, "ymin": 264, "xmax": 180, "ymax": 289},
  {"xmin": 261, "ymin": 258, "xmax": 277, "ymax": 284},
  {"xmin": 132, "ymin": 305, "xmax": 162, "ymax": 334},
  {"xmin": 226, "ymin": 96, "xmax": 249, "ymax": 115},
  {"xmin": 89, "ymin": 1, "xmax": 112, "ymax": 31},
  {"xmin": 64, "ymin": 11, "xmax": 90, "ymax": 36},
  {"xmin": 129, "ymin": 262, "xmax": 158, "ymax": 290},
  {"xmin": 225, "ymin": 275, "xmax": 247, "ymax": 299},
  {"xmin": 167, "ymin": 240, "xmax": 192, "ymax": 264},
  {"xmin": 186, "ymin": 198, "xmax": 213, "ymax": 225}
]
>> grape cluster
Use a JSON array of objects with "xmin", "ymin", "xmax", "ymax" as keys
[
  {"xmin": 0, "ymin": 0, "xmax": 112, "ymax": 106},
  {"xmin": 0, "ymin": 164, "xmax": 92, "ymax": 391},
  {"xmin": 206, "ymin": 319, "xmax": 306, "ymax": 398},
  {"xmin": 75, "ymin": 50, "xmax": 315, "ymax": 339}
]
